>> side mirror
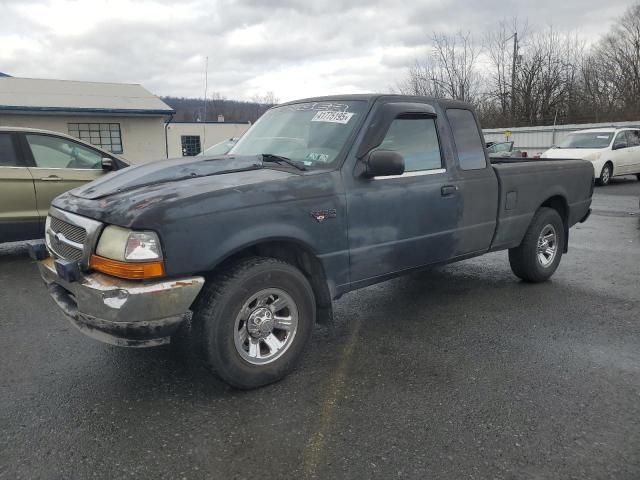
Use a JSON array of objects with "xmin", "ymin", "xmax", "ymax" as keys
[
  {"xmin": 364, "ymin": 150, "xmax": 405, "ymax": 178},
  {"xmin": 612, "ymin": 142, "xmax": 626, "ymax": 150},
  {"xmin": 101, "ymin": 157, "xmax": 115, "ymax": 171}
]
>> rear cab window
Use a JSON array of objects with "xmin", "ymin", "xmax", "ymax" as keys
[{"xmin": 446, "ymin": 109, "xmax": 487, "ymax": 170}]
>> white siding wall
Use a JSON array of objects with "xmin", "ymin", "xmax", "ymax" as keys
[
  {"xmin": 483, "ymin": 120, "xmax": 640, "ymax": 156},
  {"xmin": 165, "ymin": 122, "xmax": 251, "ymax": 158},
  {"xmin": 0, "ymin": 114, "xmax": 166, "ymax": 163}
]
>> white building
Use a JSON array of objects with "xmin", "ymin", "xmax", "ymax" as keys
[
  {"xmin": 165, "ymin": 121, "xmax": 251, "ymax": 157},
  {"xmin": 0, "ymin": 76, "xmax": 174, "ymax": 163},
  {"xmin": 0, "ymin": 76, "xmax": 252, "ymax": 163}
]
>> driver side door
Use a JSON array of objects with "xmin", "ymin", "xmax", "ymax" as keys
[{"xmin": 21, "ymin": 133, "xmax": 105, "ymax": 220}]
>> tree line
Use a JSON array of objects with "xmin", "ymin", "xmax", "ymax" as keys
[
  {"xmin": 161, "ymin": 92, "xmax": 278, "ymax": 124},
  {"xmin": 397, "ymin": 3, "xmax": 640, "ymax": 128}
]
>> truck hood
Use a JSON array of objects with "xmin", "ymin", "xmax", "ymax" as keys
[
  {"xmin": 541, "ymin": 148, "xmax": 603, "ymax": 160},
  {"xmin": 71, "ymin": 155, "xmax": 263, "ymax": 200}
]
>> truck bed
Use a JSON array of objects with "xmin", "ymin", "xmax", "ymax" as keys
[{"xmin": 490, "ymin": 159, "xmax": 594, "ymax": 251}]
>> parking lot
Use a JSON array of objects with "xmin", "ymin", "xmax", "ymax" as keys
[{"xmin": 1, "ymin": 178, "xmax": 639, "ymax": 480}]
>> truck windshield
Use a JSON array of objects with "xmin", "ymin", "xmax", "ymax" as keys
[
  {"xmin": 557, "ymin": 132, "xmax": 614, "ymax": 149},
  {"xmin": 229, "ymin": 101, "xmax": 366, "ymax": 168}
]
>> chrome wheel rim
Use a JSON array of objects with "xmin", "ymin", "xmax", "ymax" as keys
[
  {"xmin": 602, "ymin": 166, "xmax": 610, "ymax": 184},
  {"xmin": 234, "ymin": 288, "xmax": 298, "ymax": 365},
  {"xmin": 537, "ymin": 224, "xmax": 558, "ymax": 267}
]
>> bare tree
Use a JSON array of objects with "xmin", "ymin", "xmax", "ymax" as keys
[
  {"xmin": 483, "ymin": 18, "xmax": 528, "ymax": 121},
  {"xmin": 398, "ymin": 31, "xmax": 483, "ymax": 103},
  {"xmin": 585, "ymin": 3, "xmax": 640, "ymax": 120}
]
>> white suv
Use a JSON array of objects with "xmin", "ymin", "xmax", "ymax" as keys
[{"xmin": 541, "ymin": 128, "xmax": 640, "ymax": 185}]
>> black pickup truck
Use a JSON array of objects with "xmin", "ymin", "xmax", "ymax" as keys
[{"xmin": 32, "ymin": 95, "xmax": 594, "ymax": 389}]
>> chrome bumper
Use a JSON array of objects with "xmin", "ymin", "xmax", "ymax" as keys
[{"xmin": 38, "ymin": 257, "xmax": 204, "ymax": 347}]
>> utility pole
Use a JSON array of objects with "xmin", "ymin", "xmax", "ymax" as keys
[
  {"xmin": 510, "ymin": 32, "xmax": 518, "ymax": 125},
  {"xmin": 203, "ymin": 56, "xmax": 208, "ymax": 150}
]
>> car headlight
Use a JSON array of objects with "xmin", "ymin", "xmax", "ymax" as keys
[
  {"xmin": 92, "ymin": 225, "xmax": 164, "ymax": 279},
  {"xmin": 96, "ymin": 225, "xmax": 162, "ymax": 261}
]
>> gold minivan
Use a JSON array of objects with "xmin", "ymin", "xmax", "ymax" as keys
[{"xmin": 0, "ymin": 127, "xmax": 128, "ymax": 243}]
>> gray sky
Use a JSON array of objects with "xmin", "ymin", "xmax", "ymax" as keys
[{"xmin": 0, "ymin": 0, "xmax": 633, "ymax": 101}]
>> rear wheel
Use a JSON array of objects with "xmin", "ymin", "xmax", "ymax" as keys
[
  {"xmin": 509, "ymin": 207, "xmax": 565, "ymax": 283},
  {"xmin": 191, "ymin": 256, "xmax": 315, "ymax": 389},
  {"xmin": 597, "ymin": 163, "xmax": 612, "ymax": 186}
]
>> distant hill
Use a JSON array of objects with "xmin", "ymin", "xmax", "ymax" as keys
[{"xmin": 161, "ymin": 96, "xmax": 276, "ymax": 123}]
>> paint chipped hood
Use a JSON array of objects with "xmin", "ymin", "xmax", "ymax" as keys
[
  {"xmin": 51, "ymin": 154, "xmax": 302, "ymax": 229},
  {"xmin": 71, "ymin": 155, "xmax": 264, "ymax": 200}
]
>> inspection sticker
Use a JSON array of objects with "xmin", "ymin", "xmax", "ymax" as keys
[{"xmin": 311, "ymin": 111, "xmax": 354, "ymax": 124}]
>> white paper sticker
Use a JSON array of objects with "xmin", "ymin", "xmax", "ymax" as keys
[{"xmin": 311, "ymin": 111, "xmax": 355, "ymax": 124}]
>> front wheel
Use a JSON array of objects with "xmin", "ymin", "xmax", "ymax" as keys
[
  {"xmin": 597, "ymin": 163, "xmax": 612, "ymax": 186},
  {"xmin": 192, "ymin": 257, "xmax": 315, "ymax": 389},
  {"xmin": 508, "ymin": 207, "xmax": 565, "ymax": 283}
]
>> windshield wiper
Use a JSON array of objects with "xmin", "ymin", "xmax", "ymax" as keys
[{"xmin": 261, "ymin": 153, "xmax": 307, "ymax": 171}]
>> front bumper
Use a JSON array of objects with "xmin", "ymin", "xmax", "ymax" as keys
[{"xmin": 37, "ymin": 256, "xmax": 204, "ymax": 347}]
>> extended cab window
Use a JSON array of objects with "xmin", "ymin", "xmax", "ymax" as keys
[
  {"xmin": 376, "ymin": 117, "xmax": 442, "ymax": 172},
  {"xmin": 26, "ymin": 134, "xmax": 103, "ymax": 169},
  {"xmin": 0, "ymin": 134, "xmax": 19, "ymax": 167},
  {"xmin": 447, "ymin": 109, "xmax": 486, "ymax": 170}
]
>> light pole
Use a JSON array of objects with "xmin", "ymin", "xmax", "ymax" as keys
[{"xmin": 505, "ymin": 32, "xmax": 519, "ymax": 125}]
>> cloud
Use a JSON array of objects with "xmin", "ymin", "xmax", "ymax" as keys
[{"xmin": 0, "ymin": 0, "xmax": 633, "ymax": 101}]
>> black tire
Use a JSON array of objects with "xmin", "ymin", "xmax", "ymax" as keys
[
  {"xmin": 508, "ymin": 207, "xmax": 565, "ymax": 283},
  {"xmin": 596, "ymin": 163, "xmax": 612, "ymax": 186},
  {"xmin": 191, "ymin": 256, "xmax": 315, "ymax": 389}
]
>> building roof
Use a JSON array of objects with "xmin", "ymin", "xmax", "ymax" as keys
[{"xmin": 0, "ymin": 77, "xmax": 175, "ymax": 115}]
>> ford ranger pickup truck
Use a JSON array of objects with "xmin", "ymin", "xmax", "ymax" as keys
[{"xmin": 31, "ymin": 95, "xmax": 594, "ymax": 389}]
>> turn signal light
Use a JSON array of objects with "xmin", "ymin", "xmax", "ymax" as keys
[{"xmin": 90, "ymin": 255, "xmax": 165, "ymax": 280}]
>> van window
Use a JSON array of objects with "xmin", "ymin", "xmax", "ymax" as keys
[
  {"xmin": 447, "ymin": 109, "xmax": 486, "ymax": 170},
  {"xmin": 627, "ymin": 130, "xmax": 640, "ymax": 147}
]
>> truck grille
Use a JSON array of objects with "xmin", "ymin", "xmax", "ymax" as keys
[{"xmin": 48, "ymin": 217, "xmax": 86, "ymax": 261}]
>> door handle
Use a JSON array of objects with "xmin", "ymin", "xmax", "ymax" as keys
[
  {"xmin": 40, "ymin": 175, "xmax": 62, "ymax": 181},
  {"xmin": 441, "ymin": 185, "xmax": 458, "ymax": 196}
]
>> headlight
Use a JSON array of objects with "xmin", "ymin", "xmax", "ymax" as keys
[
  {"xmin": 92, "ymin": 226, "xmax": 164, "ymax": 280},
  {"xmin": 96, "ymin": 226, "xmax": 162, "ymax": 261}
]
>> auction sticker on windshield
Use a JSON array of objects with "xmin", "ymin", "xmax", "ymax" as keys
[{"xmin": 312, "ymin": 111, "xmax": 354, "ymax": 124}]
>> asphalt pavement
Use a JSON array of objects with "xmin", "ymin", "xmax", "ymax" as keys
[{"xmin": 1, "ymin": 177, "xmax": 639, "ymax": 480}]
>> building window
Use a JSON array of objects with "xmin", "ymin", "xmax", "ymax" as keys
[
  {"xmin": 181, "ymin": 135, "xmax": 201, "ymax": 156},
  {"xmin": 68, "ymin": 123, "xmax": 123, "ymax": 154}
]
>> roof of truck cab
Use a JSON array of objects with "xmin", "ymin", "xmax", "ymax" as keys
[{"xmin": 277, "ymin": 94, "xmax": 474, "ymax": 110}]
